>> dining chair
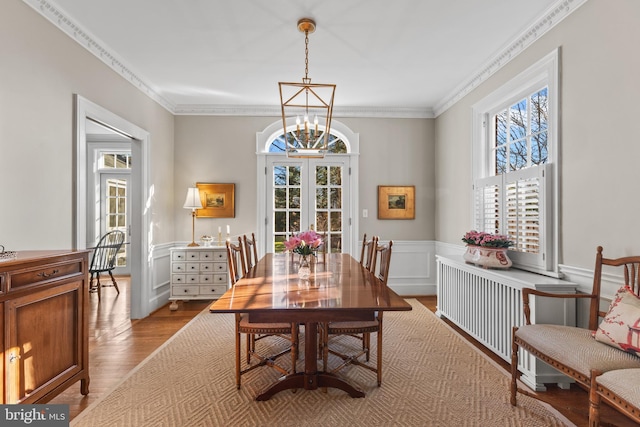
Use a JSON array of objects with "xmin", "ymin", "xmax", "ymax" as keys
[
  {"xmin": 89, "ymin": 230, "xmax": 125, "ymax": 300},
  {"xmin": 241, "ymin": 233, "xmax": 258, "ymax": 275},
  {"xmin": 359, "ymin": 234, "xmax": 378, "ymax": 271},
  {"xmin": 226, "ymin": 239, "xmax": 299, "ymax": 389},
  {"xmin": 322, "ymin": 239, "xmax": 393, "ymax": 386}
]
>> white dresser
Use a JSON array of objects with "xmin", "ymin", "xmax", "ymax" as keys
[{"xmin": 169, "ymin": 246, "xmax": 228, "ymax": 310}]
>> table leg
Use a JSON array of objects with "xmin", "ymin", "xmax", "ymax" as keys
[{"xmin": 255, "ymin": 322, "xmax": 365, "ymax": 401}]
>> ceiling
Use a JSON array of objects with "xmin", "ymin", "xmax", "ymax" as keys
[{"xmin": 35, "ymin": 0, "xmax": 574, "ymax": 117}]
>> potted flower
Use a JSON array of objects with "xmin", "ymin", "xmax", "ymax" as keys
[
  {"xmin": 284, "ymin": 230, "xmax": 324, "ymax": 278},
  {"xmin": 462, "ymin": 230, "xmax": 513, "ymax": 269}
]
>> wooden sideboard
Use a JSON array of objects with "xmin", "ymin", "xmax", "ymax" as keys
[{"xmin": 0, "ymin": 250, "xmax": 90, "ymax": 403}]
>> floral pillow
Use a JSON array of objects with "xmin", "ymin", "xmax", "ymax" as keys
[{"xmin": 594, "ymin": 286, "xmax": 640, "ymax": 355}]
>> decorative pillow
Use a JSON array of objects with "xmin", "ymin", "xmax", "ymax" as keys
[{"xmin": 595, "ymin": 286, "xmax": 640, "ymax": 355}]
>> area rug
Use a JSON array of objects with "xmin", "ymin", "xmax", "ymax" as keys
[{"xmin": 71, "ymin": 299, "xmax": 573, "ymax": 426}]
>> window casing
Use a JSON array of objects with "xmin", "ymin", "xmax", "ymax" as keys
[{"xmin": 472, "ymin": 49, "xmax": 559, "ymax": 276}]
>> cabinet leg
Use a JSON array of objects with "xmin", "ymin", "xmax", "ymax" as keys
[{"xmin": 169, "ymin": 301, "xmax": 179, "ymax": 311}]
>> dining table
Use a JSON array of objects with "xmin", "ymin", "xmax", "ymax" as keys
[{"xmin": 209, "ymin": 252, "xmax": 412, "ymax": 400}]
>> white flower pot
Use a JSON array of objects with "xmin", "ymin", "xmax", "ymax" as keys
[{"xmin": 463, "ymin": 245, "xmax": 512, "ymax": 269}]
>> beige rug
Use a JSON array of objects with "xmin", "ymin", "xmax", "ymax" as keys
[{"xmin": 71, "ymin": 300, "xmax": 573, "ymax": 427}]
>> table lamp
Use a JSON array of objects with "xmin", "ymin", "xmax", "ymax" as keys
[{"xmin": 183, "ymin": 187, "xmax": 203, "ymax": 247}]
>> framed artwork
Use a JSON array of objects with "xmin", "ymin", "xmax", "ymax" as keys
[
  {"xmin": 196, "ymin": 183, "xmax": 235, "ymax": 218},
  {"xmin": 378, "ymin": 185, "xmax": 415, "ymax": 220}
]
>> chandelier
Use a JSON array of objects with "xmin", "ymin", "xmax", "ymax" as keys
[{"xmin": 279, "ymin": 18, "xmax": 335, "ymax": 158}]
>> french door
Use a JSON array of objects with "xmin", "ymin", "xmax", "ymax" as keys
[
  {"xmin": 99, "ymin": 173, "xmax": 131, "ymax": 274},
  {"xmin": 266, "ymin": 156, "xmax": 350, "ymax": 254}
]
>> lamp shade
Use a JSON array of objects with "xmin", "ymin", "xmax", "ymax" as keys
[{"xmin": 183, "ymin": 187, "xmax": 203, "ymax": 210}]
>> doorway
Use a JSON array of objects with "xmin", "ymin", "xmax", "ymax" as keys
[{"xmin": 75, "ymin": 95, "xmax": 151, "ymax": 319}]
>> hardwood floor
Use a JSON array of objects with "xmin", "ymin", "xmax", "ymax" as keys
[{"xmin": 50, "ymin": 279, "xmax": 634, "ymax": 426}]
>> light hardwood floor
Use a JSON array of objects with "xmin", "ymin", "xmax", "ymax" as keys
[{"xmin": 50, "ymin": 278, "xmax": 634, "ymax": 426}]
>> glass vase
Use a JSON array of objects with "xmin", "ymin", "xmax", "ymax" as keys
[{"xmin": 298, "ymin": 255, "xmax": 311, "ymax": 279}]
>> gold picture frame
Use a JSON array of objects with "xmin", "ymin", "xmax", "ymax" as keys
[
  {"xmin": 378, "ymin": 185, "xmax": 415, "ymax": 220},
  {"xmin": 196, "ymin": 183, "xmax": 235, "ymax": 218}
]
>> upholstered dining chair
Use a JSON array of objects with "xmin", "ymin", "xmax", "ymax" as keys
[
  {"xmin": 359, "ymin": 234, "xmax": 378, "ymax": 271},
  {"xmin": 241, "ymin": 233, "xmax": 258, "ymax": 275},
  {"xmin": 89, "ymin": 230, "xmax": 125, "ymax": 300},
  {"xmin": 323, "ymin": 239, "xmax": 393, "ymax": 386},
  {"xmin": 226, "ymin": 239, "xmax": 298, "ymax": 389}
]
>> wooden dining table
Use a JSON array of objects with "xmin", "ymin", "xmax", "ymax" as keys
[{"xmin": 209, "ymin": 252, "xmax": 412, "ymax": 400}]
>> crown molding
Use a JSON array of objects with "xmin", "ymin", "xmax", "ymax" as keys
[
  {"xmin": 24, "ymin": 0, "xmax": 585, "ymax": 119},
  {"xmin": 173, "ymin": 104, "xmax": 434, "ymax": 119},
  {"xmin": 434, "ymin": 0, "xmax": 588, "ymax": 117},
  {"xmin": 21, "ymin": 0, "xmax": 177, "ymax": 113}
]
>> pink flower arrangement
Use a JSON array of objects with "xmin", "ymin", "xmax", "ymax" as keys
[
  {"xmin": 462, "ymin": 230, "xmax": 513, "ymax": 248},
  {"xmin": 283, "ymin": 230, "xmax": 324, "ymax": 256}
]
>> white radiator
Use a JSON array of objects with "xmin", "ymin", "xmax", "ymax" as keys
[{"xmin": 436, "ymin": 255, "xmax": 577, "ymax": 391}]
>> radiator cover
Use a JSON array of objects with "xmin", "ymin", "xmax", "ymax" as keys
[{"xmin": 436, "ymin": 255, "xmax": 577, "ymax": 391}]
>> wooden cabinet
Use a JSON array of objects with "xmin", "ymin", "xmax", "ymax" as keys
[
  {"xmin": 0, "ymin": 250, "xmax": 90, "ymax": 403},
  {"xmin": 169, "ymin": 246, "xmax": 228, "ymax": 310}
]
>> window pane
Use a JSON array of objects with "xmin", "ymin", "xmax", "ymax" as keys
[
  {"xmin": 289, "ymin": 188, "xmax": 300, "ymax": 208},
  {"xmin": 330, "ymin": 212, "xmax": 341, "ymax": 232},
  {"xmin": 288, "ymin": 166, "xmax": 300, "ymax": 185},
  {"xmin": 330, "ymin": 188, "xmax": 341, "ymax": 209},
  {"xmin": 274, "ymin": 166, "xmax": 286, "ymax": 186},
  {"xmin": 274, "ymin": 188, "xmax": 286, "ymax": 208},
  {"xmin": 495, "ymin": 110, "xmax": 507, "ymax": 148},
  {"xmin": 316, "ymin": 212, "xmax": 328, "ymax": 232},
  {"xmin": 290, "ymin": 211, "xmax": 300, "ymax": 232},
  {"xmin": 531, "ymin": 87, "xmax": 548, "ymax": 132},
  {"xmin": 274, "ymin": 235, "xmax": 285, "ymax": 253},
  {"xmin": 316, "ymin": 188, "xmax": 327, "ymax": 209},
  {"xmin": 509, "ymin": 99, "xmax": 527, "ymax": 141},
  {"xmin": 496, "ymin": 146, "xmax": 507, "ymax": 174},
  {"xmin": 274, "ymin": 212, "xmax": 286, "ymax": 233},
  {"xmin": 509, "ymin": 140, "xmax": 528, "ymax": 171},
  {"xmin": 531, "ymin": 133, "xmax": 548, "ymax": 165},
  {"xmin": 316, "ymin": 166, "xmax": 327, "ymax": 186},
  {"xmin": 329, "ymin": 166, "xmax": 342, "ymax": 185}
]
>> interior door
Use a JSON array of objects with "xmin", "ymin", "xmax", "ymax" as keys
[
  {"xmin": 266, "ymin": 156, "xmax": 350, "ymax": 254},
  {"xmin": 100, "ymin": 173, "xmax": 131, "ymax": 275}
]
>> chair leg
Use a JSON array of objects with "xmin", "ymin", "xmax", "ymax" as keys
[
  {"xmin": 510, "ymin": 328, "xmax": 519, "ymax": 406},
  {"xmin": 291, "ymin": 324, "xmax": 297, "ymax": 374},
  {"xmin": 589, "ymin": 370, "xmax": 602, "ymax": 427},
  {"xmin": 108, "ymin": 270, "xmax": 120, "ymax": 294},
  {"xmin": 236, "ymin": 323, "xmax": 241, "ymax": 389},
  {"xmin": 377, "ymin": 319, "xmax": 383, "ymax": 387},
  {"xmin": 246, "ymin": 334, "xmax": 251, "ymax": 364},
  {"xmin": 96, "ymin": 273, "xmax": 101, "ymax": 301}
]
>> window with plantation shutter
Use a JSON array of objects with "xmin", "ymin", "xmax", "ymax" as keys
[{"xmin": 472, "ymin": 49, "xmax": 559, "ymax": 276}]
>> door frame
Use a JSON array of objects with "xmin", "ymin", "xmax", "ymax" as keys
[
  {"xmin": 256, "ymin": 118, "xmax": 359, "ymax": 259},
  {"xmin": 74, "ymin": 95, "xmax": 151, "ymax": 319}
]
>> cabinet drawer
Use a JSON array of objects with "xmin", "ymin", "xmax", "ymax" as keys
[
  {"xmin": 199, "ymin": 284, "xmax": 226, "ymax": 296},
  {"xmin": 9, "ymin": 259, "xmax": 83, "ymax": 289},
  {"xmin": 200, "ymin": 262, "xmax": 214, "ymax": 272},
  {"xmin": 171, "ymin": 274, "xmax": 186, "ymax": 284},
  {"xmin": 186, "ymin": 251, "xmax": 202, "ymax": 260},
  {"xmin": 213, "ymin": 262, "xmax": 227, "ymax": 273},
  {"xmin": 198, "ymin": 251, "xmax": 215, "ymax": 261},
  {"xmin": 186, "ymin": 262, "xmax": 200, "ymax": 272},
  {"xmin": 172, "ymin": 251, "xmax": 186, "ymax": 261},
  {"xmin": 213, "ymin": 251, "xmax": 227, "ymax": 261},
  {"xmin": 172, "ymin": 262, "xmax": 186, "ymax": 273},
  {"xmin": 213, "ymin": 274, "xmax": 228, "ymax": 284},
  {"xmin": 185, "ymin": 274, "xmax": 200, "ymax": 283},
  {"xmin": 199, "ymin": 274, "xmax": 214, "ymax": 283},
  {"xmin": 172, "ymin": 285, "xmax": 199, "ymax": 296}
]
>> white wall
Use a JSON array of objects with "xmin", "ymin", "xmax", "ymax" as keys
[
  {"xmin": 434, "ymin": 0, "xmax": 640, "ymax": 298},
  {"xmin": 0, "ymin": 0, "xmax": 176, "ymax": 250}
]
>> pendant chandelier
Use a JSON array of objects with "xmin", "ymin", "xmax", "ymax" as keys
[{"xmin": 279, "ymin": 18, "xmax": 335, "ymax": 158}]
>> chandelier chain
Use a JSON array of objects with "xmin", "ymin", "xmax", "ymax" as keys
[{"xmin": 304, "ymin": 30, "xmax": 309, "ymax": 81}]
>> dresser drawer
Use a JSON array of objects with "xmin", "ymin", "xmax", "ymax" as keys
[
  {"xmin": 171, "ymin": 274, "xmax": 186, "ymax": 284},
  {"xmin": 213, "ymin": 274, "xmax": 228, "ymax": 284},
  {"xmin": 199, "ymin": 274, "xmax": 214, "ymax": 284},
  {"xmin": 172, "ymin": 285, "xmax": 199, "ymax": 296},
  {"xmin": 199, "ymin": 262, "xmax": 214, "ymax": 272},
  {"xmin": 198, "ymin": 251, "xmax": 215, "ymax": 261},
  {"xmin": 213, "ymin": 262, "xmax": 227, "ymax": 273},
  {"xmin": 199, "ymin": 284, "xmax": 227, "ymax": 296},
  {"xmin": 172, "ymin": 262, "xmax": 186, "ymax": 273},
  {"xmin": 186, "ymin": 262, "xmax": 200, "ymax": 272},
  {"xmin": 9, "ymin": 258, "xmax": 84, "ymax": 289},
  {"xmin": 172, "ymin": 251, "xmax": 186, "ymax": 261},
  {"xmin": 185, "ymin": 274, "xmax": 200, "ymax": 283}
]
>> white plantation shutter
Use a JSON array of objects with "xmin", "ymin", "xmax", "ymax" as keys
[{"xmin": 474, "ymin": 164, "xmax": 550, "ymax": 271}]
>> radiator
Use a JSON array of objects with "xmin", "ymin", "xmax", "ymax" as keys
[{"xmin": 436, "ymin": 255, "xmax": 577, "ymax": 391}]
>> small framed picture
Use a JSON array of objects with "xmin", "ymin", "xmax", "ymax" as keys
[
  {"xmin": 378, "ymin": 185, "xmax": 415, "ymax": 220},
  {"xmin": 196, "ymin": 183, "xmax": 235, "ymax": 218}
]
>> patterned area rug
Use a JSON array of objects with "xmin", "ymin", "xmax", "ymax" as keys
[{"xmin": 71, "ymin": 300, "xmax": 573, "ymax": 426}]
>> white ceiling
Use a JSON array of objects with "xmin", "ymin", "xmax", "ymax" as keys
[{"xmin": 33, "ymin": 0, "xmax": 578, "ymax": 117}]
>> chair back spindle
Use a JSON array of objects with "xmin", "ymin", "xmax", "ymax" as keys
[{"xmin": 226, "ymin": 239, "xmax": 245, "ymax": 286}]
